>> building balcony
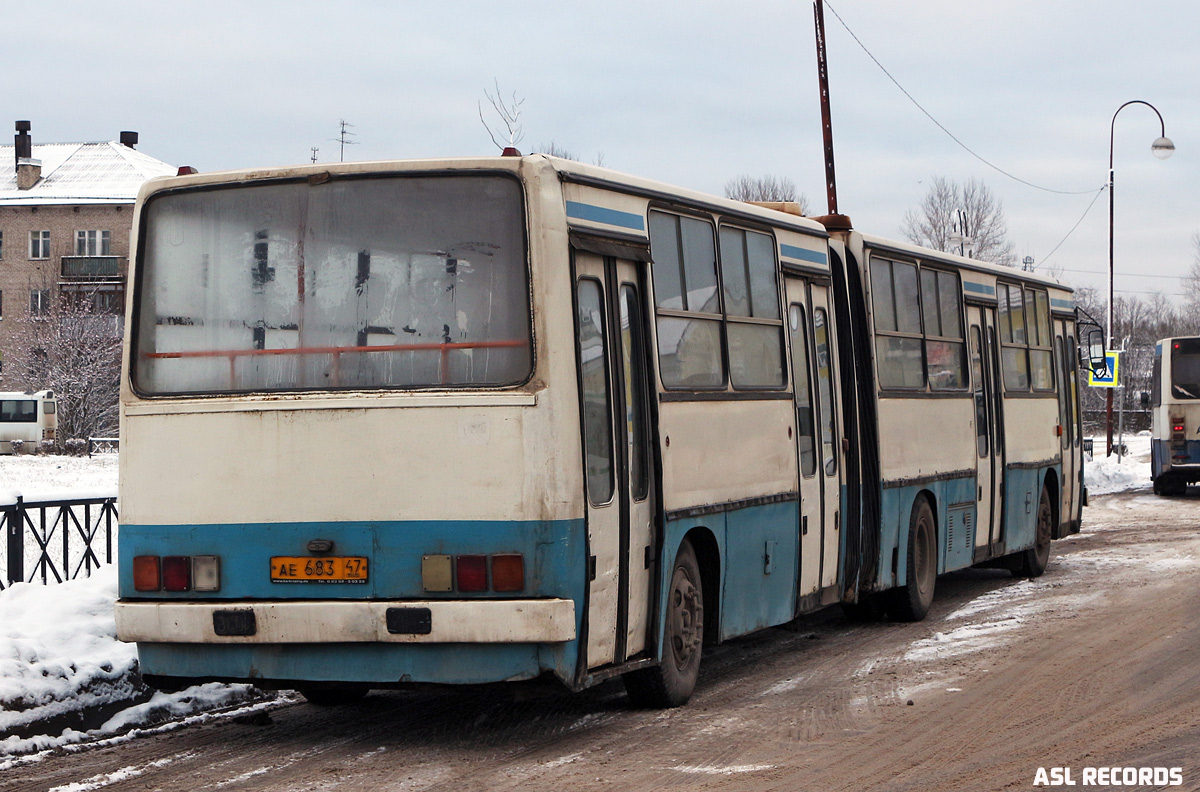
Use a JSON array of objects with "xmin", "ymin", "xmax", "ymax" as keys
[{"xmin": 61, "ymin": 255, "xmax": 125, "ymax": 280}]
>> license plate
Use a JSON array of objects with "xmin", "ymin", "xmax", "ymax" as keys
[{"xmin": 270, "ymin": 556, "xmax": 368, "ymax": 583}]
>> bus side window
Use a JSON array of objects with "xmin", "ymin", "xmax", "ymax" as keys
[
  {"xmin": 970, "ymin": 326, "xmax": 988, "ymax": 457},
  {"xmin": 789, "ymin": 303, "xmax": 817, "ymax": 477},
  {"xmin": 577, "ymin": 279, "xmax": 615, "ymax": 505},
  {"xmin": 814, "ymin": 307, "xmax": 837, "ymax": 476},
  {"xmin": 1151, "ymin": 351, "xmax": 1162, "ymax": 408}
]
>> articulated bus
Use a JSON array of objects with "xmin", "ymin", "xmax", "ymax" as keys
[
  {"xmin": 1149, "ymin": 337, "xmax": 1200, "ymax": 495},
  {"xmin": 114, "ymin": 155, "xmax": 1083, "ymax": 706},
  {"xmin": 0, "ymin": 390, "xmax": 57, "ymax": 454}
]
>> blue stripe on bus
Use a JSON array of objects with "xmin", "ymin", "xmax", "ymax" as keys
[
  {"xmin": 138, "ymin": 640, "xmax": 552, "ymax": 686},
  {"xmin": 963, "ymin": 281, "xmax": 995, "ymax": 297},
  {"xmin": 780, "ymin": 244, "xmax": 827, "ymax": 266},
  {"xmin": 121, "ymin": 517, "xmax": 586, "ymax": 687},
  {"xmin": 1051, "ymin": 298, "xmax": 1074, "ymax": 310},
  {"xmin": 565, "ymin": 201, "xmax": 645, "ymax": 231},
  {"xmin": 118, "ymin": 518, "xmax": 586, "ymax": 602}
]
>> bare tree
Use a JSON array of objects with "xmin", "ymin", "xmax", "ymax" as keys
[
  {"xmin": 1184, "ymin": 233, "xmax": 1200, "ymax": 333},
  {"xmin": 479, "ymin": 80, "xmax": 524, "ymax": 153},
  {"xmin": 902, "ymin": 177, "xmax": 1016, "ymax": 267},
  {"xmin": 535, "ymin": 141, "xmax": 577, "ymax": 160},
  {"xmin": 6, "ymin": 291, "xmax": 122, "ymax": 443},
  {"xmin": 724, "ymin": 175, "xmax": 809, "ymax": 214}
]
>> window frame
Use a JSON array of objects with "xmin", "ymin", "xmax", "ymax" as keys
[
  {"xmin": 869, "ymin": 255, "xmax": 968, "ymax": 394},
  {"xmin": 130, "ymin": 171, "xmax": 535, "ymax": 397},
  {"xmin": 648, "ymin": 208, "xmax": 787, "ymax": 393},
  {"xmin": 75, "ymin": 229, "xmax": 112, "ymax": 257},
  {"xmin": 29, "ymin": 230, "xmax": 50, "ymax": 260},
  {"xmin": 997, "ymin": 282, "xmax": 1056, "ymax": 394}
]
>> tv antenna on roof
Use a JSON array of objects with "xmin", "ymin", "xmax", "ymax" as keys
[{"xmin": 330, "ymin": 120, "xmax": 358, "ymax": 162}]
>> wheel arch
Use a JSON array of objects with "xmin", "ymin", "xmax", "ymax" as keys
[{"xmin": 681, "ymin": 526, "xmax": 721, "ymax": 647}]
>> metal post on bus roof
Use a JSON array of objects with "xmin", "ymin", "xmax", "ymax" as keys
[
  {"xmin": 1106, "ymin": 100, "xmax": 1173, "ymax": 456},
  {"xmin": 814, "ymin": 0, "xmax": 838, "ymax": 216}
]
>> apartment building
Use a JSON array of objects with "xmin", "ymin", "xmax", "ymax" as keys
[{"xmin": 0, "ymin": 121, "xmax": 175, "ymax": 384}]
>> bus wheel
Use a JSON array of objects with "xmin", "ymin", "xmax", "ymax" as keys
[
  {"xmin": 624, "ymin": 538, "xmax": 704, "ymax": 708},
  {"xmin": 1014, "ymin": 486, "xmax": 1053, "ymax": 578},
  {"xmin": 299, "ymin": 685, "xmax": 370, "ymax": 706},
  {"xmin": 887, "ymin": 497, "xmax": 936, "ymax": 622}
]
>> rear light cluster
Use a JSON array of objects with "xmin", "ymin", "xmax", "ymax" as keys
[
  {"xmin": 134, "ymin": 555, "xmax": 220, "ymax": 592},
  {"xmin": 421, "ymin": 553, "xmax": 524, "ymax": 593}
]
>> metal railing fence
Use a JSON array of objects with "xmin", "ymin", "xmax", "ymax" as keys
[{"xmin": 2, "ymin": 496, "xmax": 118, "ymax": 590}]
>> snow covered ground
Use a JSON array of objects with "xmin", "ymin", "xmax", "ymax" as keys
[{"xmin": 0, "ymin": 437, "xmax": 1161, "ymax": 760}]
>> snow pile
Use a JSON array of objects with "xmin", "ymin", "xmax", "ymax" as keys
[
  {"xmin": 1083, "ymin": 432, "xmax": 1153, "ymax": 495},
  {"xmin": 0, "ymin": 565, "xmax": 262, "ymax": 757}
]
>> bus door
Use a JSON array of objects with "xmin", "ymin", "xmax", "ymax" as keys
[
  {"xmin": 785, "ymin": 277, "xmax": 823, "ymax": 599},
  {"xmin": 969, "ymin": 306, "xmax": 1004, "ymax": 555},
  {"xmin": 1055, "ymin": 322, "xmax": 1081, "ymax": 530},
  {"xmin": 787, "ymin": 280, "xmax": 843, "ymax": 596},
  {"xmin": 574, "ymin": 252, "xmax": 655, "ymax": 669}
]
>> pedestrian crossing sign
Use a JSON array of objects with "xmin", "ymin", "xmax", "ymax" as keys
[{"xmin": 1087, "ymin": 351, "xmax": 1120, "ymax": 388}]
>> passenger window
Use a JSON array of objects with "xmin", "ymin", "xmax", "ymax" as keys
[
  {"xmin": 814, "ymin": 307, "xmax": 837, "ymax": 475},
  {"xmin": 789, "ymin": 303, "xmax": 817, "ymax": 477},
  {"xmin": 720, "ymin": 226, "xmax": 784, "ymax": 388},
  {"xmin": 649, "ymin": 211, "xmax": 725, "ymax": 389},
  {"xmin": 619, "ymin": 285, "xmax": 649, "ymax": 500},
  {"xmin": 576, "ymin": 280, "xmax": 614, "ymax": 505},
  {"xmin": 971, "ymin": 326, "xmax": 988, "ymax": 458}
]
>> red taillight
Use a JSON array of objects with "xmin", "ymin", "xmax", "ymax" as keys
[
  {"xmin": 491, "ymin": 554, "xmax": 525, "ymax": 592},
  {"xmin": 456, "ymin": 555, "xmax": 488, "ymax": 592},
  {"xmin": 162, "ymin": 556, "xmax": 192, "ymax": 592},
  {"xmin": 133, "ymin": 556, "xmax": 161, "ymax": 591}
]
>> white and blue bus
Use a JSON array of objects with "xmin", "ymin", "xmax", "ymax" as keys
[
  {"xmin": 114, "ymin": 155, "xmax": 1083, "ymax": 706},
  {"xmin": 1149, "ymin": 337, "xmax": 1200, "ymax": 495}
]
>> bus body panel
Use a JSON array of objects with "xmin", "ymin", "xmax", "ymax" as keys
[{"xmin": 657, "ymin": 399, "xmax": 797, "ymax": 513}]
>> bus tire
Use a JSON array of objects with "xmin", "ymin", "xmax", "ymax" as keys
[
  {"xmin": 623, "ymin": 538, "xmax": 704, "ymax": 708},
  {"xmin": 886, "ymin": 497, "xmax": 936, "ymax": 622},
  {"xmin": 299, "ymin": 685, "xmax": 370, "ymax": 706},
  {"xmin": 1014, "ymin": 486, "xmax": 1053, "ymax": 578}
]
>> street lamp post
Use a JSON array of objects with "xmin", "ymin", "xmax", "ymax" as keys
[{"xmin": 1106, "ymin": 100, "xmax": 1174, "ymax": 456}]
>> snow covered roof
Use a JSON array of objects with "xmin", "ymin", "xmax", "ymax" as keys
[{"xmin": 0, "ymin": 142, "xmax": 176, "ymax": 206}]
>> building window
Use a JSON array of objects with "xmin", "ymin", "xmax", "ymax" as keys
[
  {"xmin": 0, "ymin": 230, "xmax": 4, "ymax": 259},
  {"xmin": 75, "ymin": 230, "xmax": 112, "ymax": 256},
  {"xmin": 30, "ymin": 289, "xmax": 51, "ymax": 317},
  {"xmin": 29, "ymin": 231, "xmax": 50, "ymax": 260}
]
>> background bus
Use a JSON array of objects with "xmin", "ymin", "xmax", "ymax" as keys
[
  {"xmin": 1149, "ymin": 337, "xmax": 1200, "ymax": 495},
  {"xmin": 0, "ymin": 390, "xmax": 57, "ymax": 454},
  {"xmin": 114, "ymin": 155, "xmax": 1082, "ymax": 707}
]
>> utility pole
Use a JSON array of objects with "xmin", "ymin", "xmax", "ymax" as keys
[
  {"xmin": 813, "ymin": 0, "xmax": 838, "ymax": 216},
  {"xmin": 310, "ymin": 147, "xmax": 319, "ymax": 164}
]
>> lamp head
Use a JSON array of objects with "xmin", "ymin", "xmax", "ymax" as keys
[{"xmin": 1152, "ymin": 136, "xmax": 1175, "ymax": 160}]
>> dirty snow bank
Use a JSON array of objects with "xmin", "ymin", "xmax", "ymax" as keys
[
  {"xmin": 1083, "ymin": 432, "xmax": 1152, "ymax": 495},
  {"xmin": 0, "ymin": 566, "xmax": 263, "ymax": 758}
]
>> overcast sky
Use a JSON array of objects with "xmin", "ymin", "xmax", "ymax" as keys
[{"xmin": 5, "ymin": 1, "xmax": 1195, "ymax": 304}]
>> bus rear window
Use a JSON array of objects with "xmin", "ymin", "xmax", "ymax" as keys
[
  {"xmin": 134, "ymin": 174, "xmax": 531, "ymax": 395},
  {"xmin": 1172, "ymin": 339, "xmax": 1200, "ymax": 399}
]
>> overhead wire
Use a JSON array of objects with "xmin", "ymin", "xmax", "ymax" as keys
[{"xmin": 821, "ymin": 0, "xmax": 1104, "ymax": 197}]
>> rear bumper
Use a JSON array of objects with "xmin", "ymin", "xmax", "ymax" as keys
[{"xmin": 115, "ymin": 598, "xmax": 576, "ymax": 644}]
